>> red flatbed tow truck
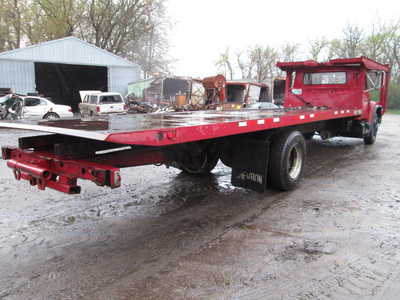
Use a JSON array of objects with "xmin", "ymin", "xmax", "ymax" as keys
[{"xmin": 0, "ymin": 57, "xmax": 390, "ymax": 193}]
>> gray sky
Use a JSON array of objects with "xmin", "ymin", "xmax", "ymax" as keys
[{"xmin": 167, "ymin": 0, "xmax": 399, "ymax": 77}]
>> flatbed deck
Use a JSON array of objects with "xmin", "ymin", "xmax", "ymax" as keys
[{"xmin": 0, "ymin": 107, "xmax": 361, "ymax": 146}]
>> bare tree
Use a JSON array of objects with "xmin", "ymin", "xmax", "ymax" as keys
[
  {"xmin": 78, "ymin": 0, "xmax": 170, "ymax": 77},
  {"xmin": 362, "ymin": 24, "xmax": 390, "ymax": 61},
  {"xmin": 249, "ymin": 45, "xmax": 278, "ymax": 82},
  {"xmin": 216, "ymin": 48, "xmax": 234, "ymax": 79},
  {"xmin": 329, "ymin": 24, "xmax": 363, "ymax": 59},
  {"xmin": 0, "ymin": 0, "xmax": 25, "ymax": 51},
  {"xmin": 217, "ymin": 45, "xmax": 279, "ymax": 82},
  {"xmin": 309, "ymin": 37, "xmax": 329, "ymax": 61},
  {"xmin": 279, "ymin": 42, "xmax": 299, "ymax": 62},
  {"xmin": 236, "ymin": 50, "xmax": 253, "ymax": 80},
  {"xmin": 276, "ymin": 42, "xmax": 299, "ymax": 77},
  {"xmin": 25, "ymin": 0, "xmax": 87, "ymax": 44},
  {"xmin": 343, "ymin": 24, "xmax": 363, "ymax": 57}
]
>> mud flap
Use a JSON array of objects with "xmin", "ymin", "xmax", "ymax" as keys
[{"xmin": 231, "ymin": 139, "xmax": 270, "ymax": 192}]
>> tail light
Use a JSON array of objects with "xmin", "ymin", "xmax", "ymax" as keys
[
  {"xmin": 68, "ymin": 108, "xmax": 72, "ymax": 112},
  {"xmin": 123, "ymin": 104, "xmax": 128, "ymax": 111},
  {"xmin": 96, "ymin": 106, "xmax": 100, "ymax": 113}
]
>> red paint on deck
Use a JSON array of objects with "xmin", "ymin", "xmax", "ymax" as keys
[{"xmin": 105, "ymin": 108, "xmax": 360, "ymax": 146}]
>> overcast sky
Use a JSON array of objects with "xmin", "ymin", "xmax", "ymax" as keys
[{"xmin": 166, "ymin": 0, "xmax": 399, "ymax": 78}]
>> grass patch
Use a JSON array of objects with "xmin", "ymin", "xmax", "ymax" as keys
[{"xmin": 387, "ymin": 109, "xmax": 400, "ymax": 115}]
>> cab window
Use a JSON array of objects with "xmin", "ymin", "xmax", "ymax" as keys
[
  {"xmin": 303, "ymin": 72, "xmax": 346, "ymax": 85},
  {"xmin": 365, "ymin": 71, "xmax": 382, "ymax": 90},
  {"xmin": 365, "ymin": 70, "xmax": 383, "ymax": 102}
]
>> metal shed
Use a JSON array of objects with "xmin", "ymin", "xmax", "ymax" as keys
[{"xmin": 0, "ymin": 36, "xmax": 141, "ymax": 110}]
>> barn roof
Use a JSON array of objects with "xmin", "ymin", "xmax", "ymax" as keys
[{"xmin": 0, "ymin": 36, "xmax": 138, "ymax": 68}]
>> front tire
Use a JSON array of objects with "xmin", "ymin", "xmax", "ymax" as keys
[
  {"xmin": 364, "ymin": 113, "xmax": 378, "ymax": 145},
  {"xmin": 269, "ymin": 131, "xmax": 306, "ymax": 191}
]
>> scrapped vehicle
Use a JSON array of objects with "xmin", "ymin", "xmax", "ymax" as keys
[
  {"xmin": 272, "ymin": 78, "xmax": 286, "ymax": 105},
  {"xmin": 0, "ymin": 57, "xmax": 390, "ymax": 195},
  {"xmin": 79, "ymin": 91, "xmax": 128, "ymax": 117},
  {"xmin": 127, "ymin": 77, "xmax": 191, "ymax": 106},
  {"xmin": 0, "ymin": 88, "xmax": 12, "ymax": 97},
  {"xmin": 202, "ymin": 76, "xmax": 271, "ymax": 110},
  {"xmin": 22, "ymin": 96, "xmax": 73, "ymax": 120},
  {"xmin": 224, "ymin": 81, "xmax": 269, "ymax": 109},
  {"xmin": 0, "ymin": 94, "xmax": 23, "ymax": 120},
  {"xmin": 127, "ymin": 100, "xmax": 157, "ymax": 114}
]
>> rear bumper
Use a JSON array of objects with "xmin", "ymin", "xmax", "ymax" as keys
[
  {"xmin": 98, "ymin": 111, "xmax": 128, "ymax": 115},
  {"xmin": 2, "ymin": 147, "xmax": 121, "ymax": 194},
  {"xmin": 58, "ymin": 112, "xmax": 74, "ymax": 118}
]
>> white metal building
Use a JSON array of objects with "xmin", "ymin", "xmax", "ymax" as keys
[{"xmin": 0, "ymin": 36, "xmax": 141, "ymax": 110}]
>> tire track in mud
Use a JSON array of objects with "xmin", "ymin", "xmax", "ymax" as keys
[{"xmin": 287, "ymin": 252, "xmax": 400, "ymax": 299}]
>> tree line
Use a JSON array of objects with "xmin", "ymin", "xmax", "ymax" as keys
[
  {"xmin": 0, "ymin": 0, "xmax": 171, "ymax": 78},
  {"xmin": 216, "ymin": 22, "xmax": 400, "ymax": 110}
]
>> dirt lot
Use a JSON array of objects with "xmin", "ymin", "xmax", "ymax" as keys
[{"xmin": 0, "ymin": 114, "xmax": 399, "ymax": 300}]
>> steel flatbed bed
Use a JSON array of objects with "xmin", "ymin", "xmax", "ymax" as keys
[{"xmin": 0, "ymin": 107, "xmax": 361, "ymax": 146}]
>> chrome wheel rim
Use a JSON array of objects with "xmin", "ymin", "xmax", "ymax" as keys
[{"xmin": 288, "ymin": 145, "xmax": 302, "ymax": 180}]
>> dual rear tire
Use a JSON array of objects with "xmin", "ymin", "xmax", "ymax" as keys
[
  {"xmin": 269, "ymin": 131, "xmax": 306, "ymax": 191},
  {"xmin": 176, "ymin": 131, "xmax": 306, "ymax": 192},
  {"xmin": 176, "ymin": 131, "xmax": 306, "ymax": 191}
]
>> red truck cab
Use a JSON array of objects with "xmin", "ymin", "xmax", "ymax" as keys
[{"xmin": 279, "ymin": 56, "xmax": 390, "ymax": 124}]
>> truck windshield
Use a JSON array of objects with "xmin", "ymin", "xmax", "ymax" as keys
[
  {"xmin": 304, "ymin": 72, "xmax": 346, "ymax": 85},
  {"xmin": 100, "ymin": 95, "xmax": 123, "ymax": 104}
]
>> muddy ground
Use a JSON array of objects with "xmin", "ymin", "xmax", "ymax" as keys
[{"xmin": 0, "ymin": 114, "xmax": 399, "ymax": 300}]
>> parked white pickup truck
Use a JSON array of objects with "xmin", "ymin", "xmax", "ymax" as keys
[{"xmin": 79, "ymin": 91, "xmax": 128, "ymax": 118}]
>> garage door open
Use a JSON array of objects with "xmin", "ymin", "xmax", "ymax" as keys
[{"xmin": 35, "ymin": 62, "xmax": 108, "ymax": 111}]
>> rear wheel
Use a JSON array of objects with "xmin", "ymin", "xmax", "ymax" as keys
[
  {"xmin": 269, "ymin": 131, "xmax": 306, "ymax": 191},
  {"xmin": 43, "ymin": 112, "xmax": 60, "ymax": 120},
  {"xmin": 176, "ymin": 142, "xmax": 220, "ymax": 175},
  {"xmin": 179, "ymin": 150, "xmax": 219, "ymax": 174}
]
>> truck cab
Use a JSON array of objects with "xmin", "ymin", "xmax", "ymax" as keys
[{"xmin": 278, "ymin": 57, "xmax": 390, "ymax": 142}]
